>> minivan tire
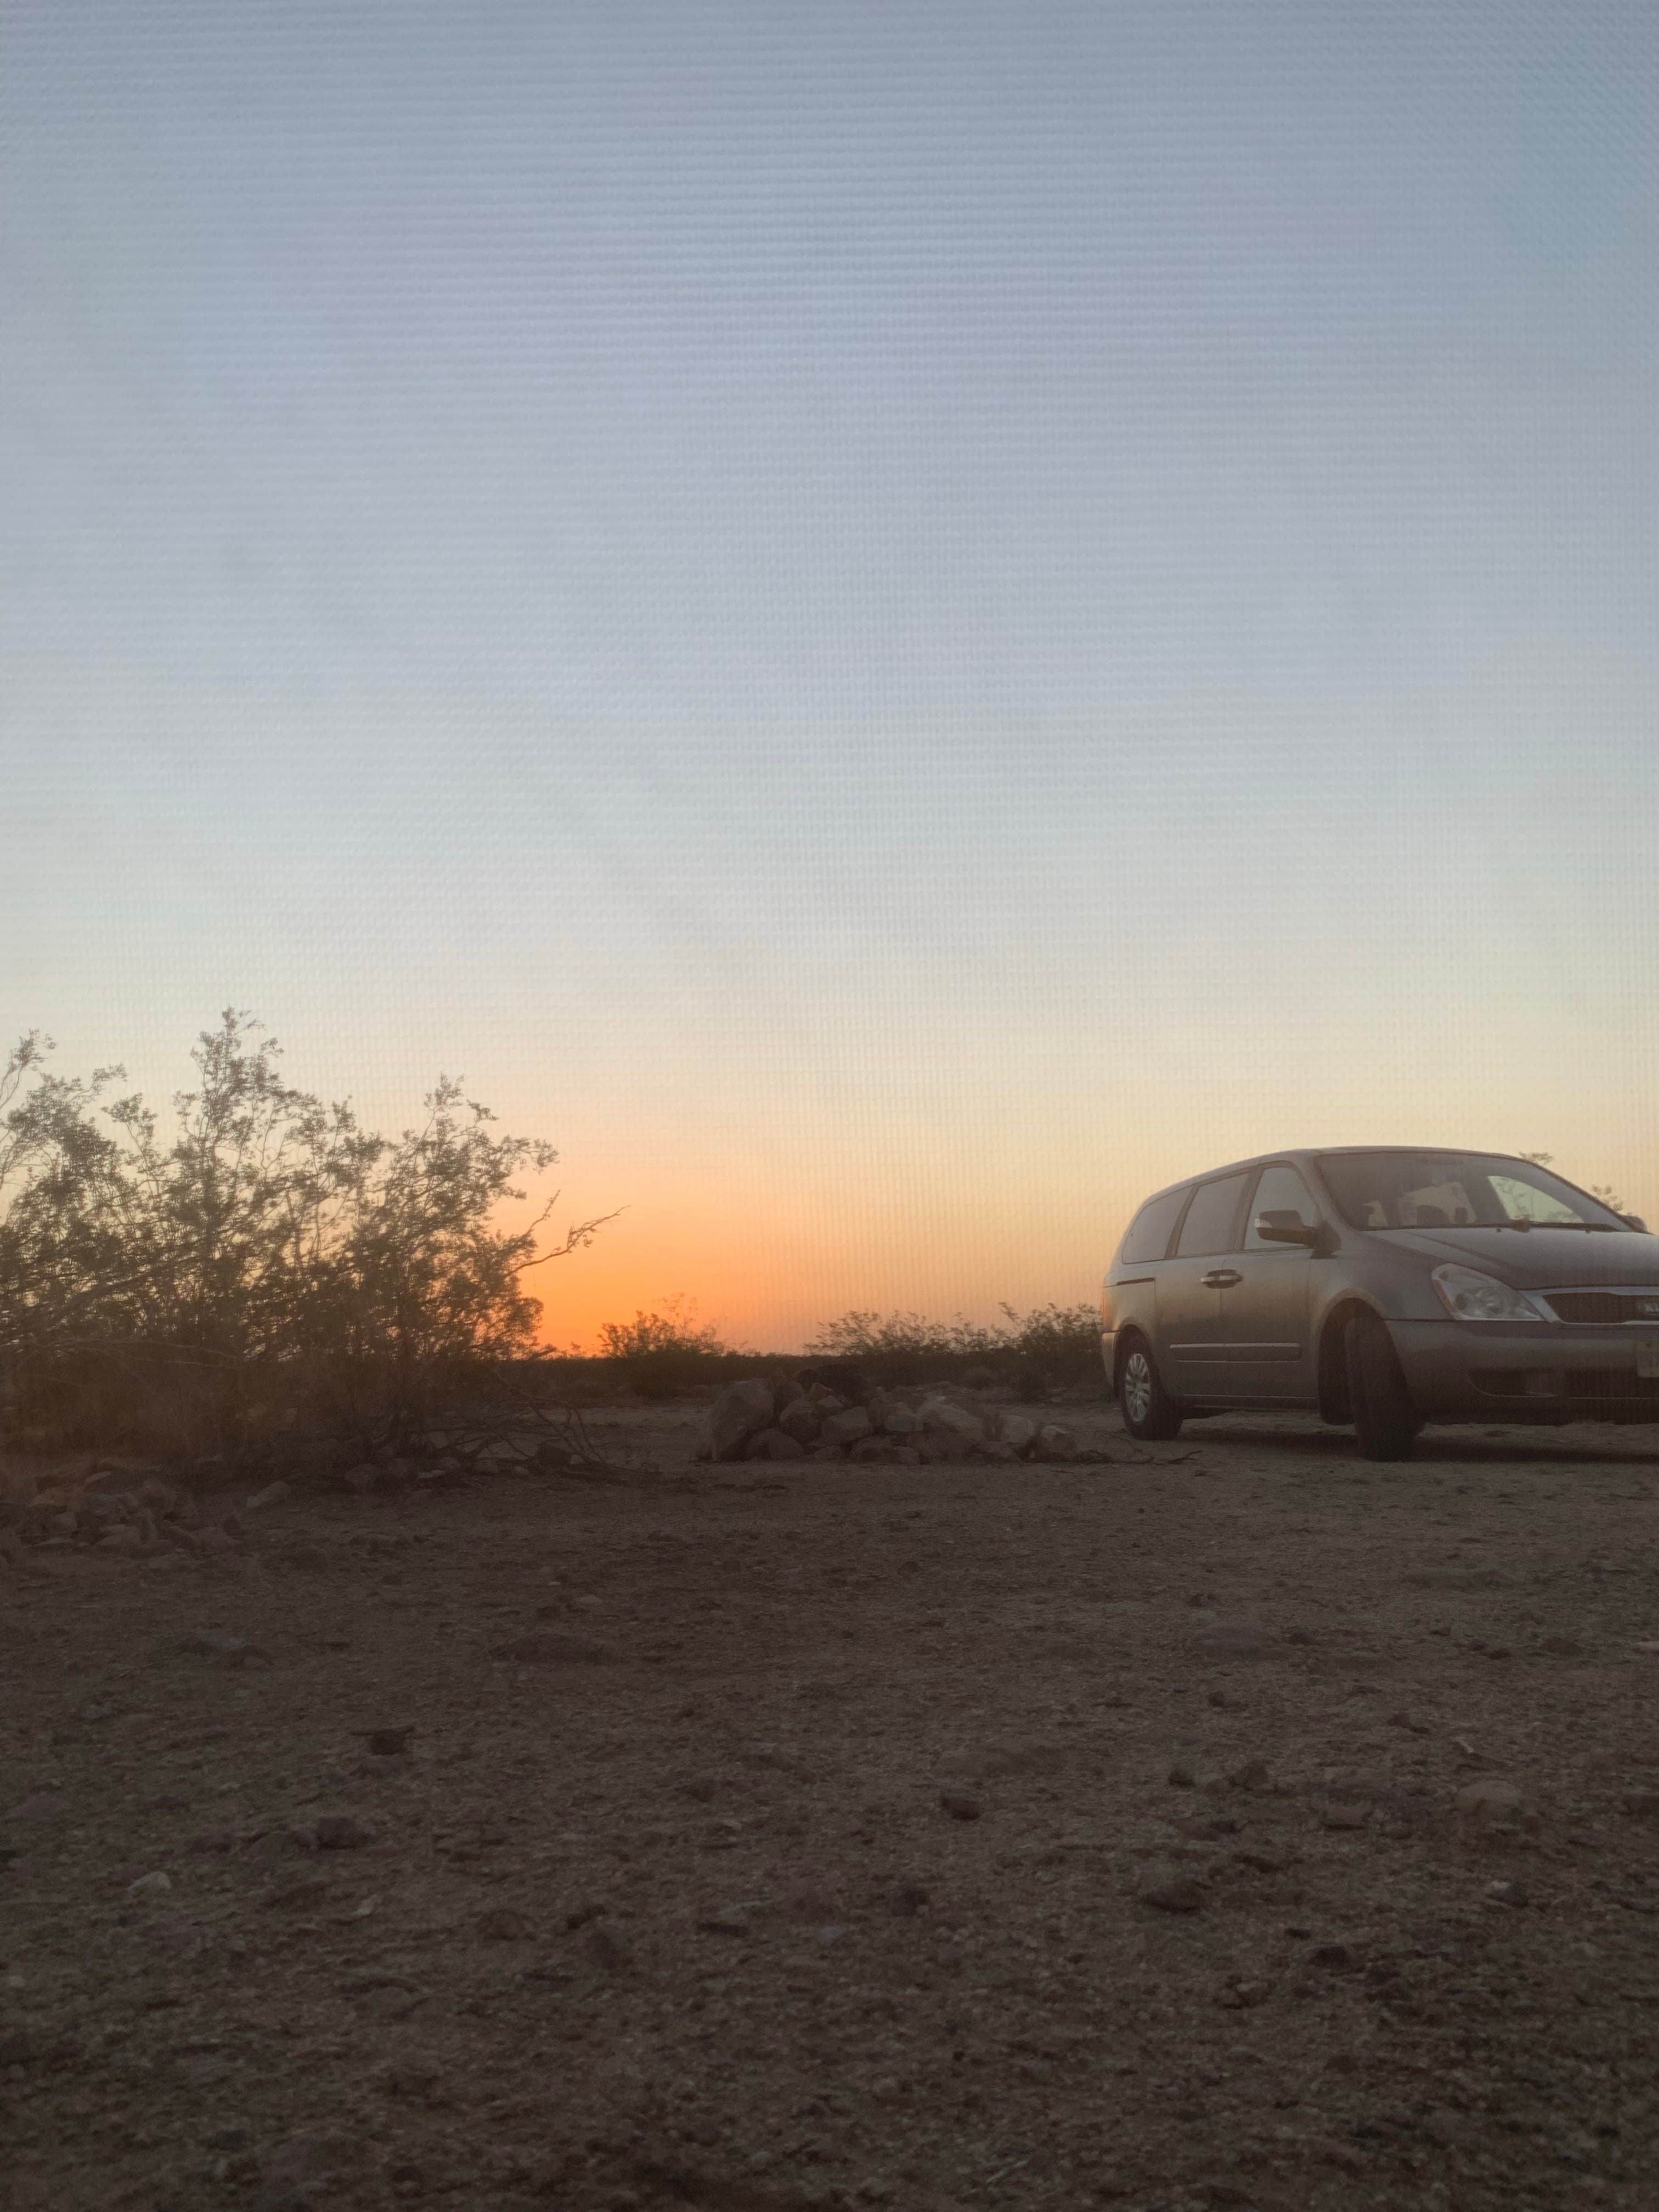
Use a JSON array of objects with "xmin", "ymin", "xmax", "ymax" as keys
[
  {"xmin": 1118, "ymin": 1333, "xmax": 1184, "ymax": 1441},
  {"xmin": 1345, "ymin": 1309, "xmax": 1418, "ymax": 1461}
]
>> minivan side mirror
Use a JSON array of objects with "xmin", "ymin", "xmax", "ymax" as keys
[
  {"xmin": 1622, "ymin": 1214, "xmax": 1649, "ymax": 1233},
  {"xmin": 1255, "ymin": 1210, "xmax": 1337, "ymax": 1255},
  {"xmin": 1255, "ymin": 1209, "xmax": 1316, "ymax": 1246}
]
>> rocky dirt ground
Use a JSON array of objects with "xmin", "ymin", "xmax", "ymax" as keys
[{"xmin": 4, "ymin": 1398, "xmax": 1659, "ymax": 2212}]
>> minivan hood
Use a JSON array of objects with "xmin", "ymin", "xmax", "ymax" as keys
[{"xmin": 1371, "ymin": 1225, "xmax": 1659, "ymax": 1289}]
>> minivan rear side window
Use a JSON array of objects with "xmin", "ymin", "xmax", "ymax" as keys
[
  {"xmin": 1119, "ymin": 1188, "xmax": 1187, "ymax": 1264},
  {"xmin": 1175, "ymin": 1171, "xmax": 1251, "ymax": 1257}
]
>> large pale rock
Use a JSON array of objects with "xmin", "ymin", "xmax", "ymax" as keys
[
  {"xmin": 744, "ymin": 1427, "xmax": 807, "ymax": 1462},
  {"xmin": 917, "ymin": 1396, "xmax": 985, "ymax": 1446},
  {"xmin": 996, "ymin": 1412, "xmax": 1037, "ymax": 1451},
  {"xmin": 708, "ymin": 1379, "xmax": 777, "ymax": 1463},
  {"xmin": 849, "ymin": 1436, "xmax": 900, "ymax": 1464},
  {"xmin": 820, "ymin": 1407, "xmax": 873, "ymax": 1446},
  {"xmin": 769, "ymin": 1371, "xmax": 808, "ymax": 1417},
  {"xmin": 1035, "ymin": 1422, "xmax": 1080, "ymax": 1462}
]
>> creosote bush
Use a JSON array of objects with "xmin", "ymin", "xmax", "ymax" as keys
[
  {"xmin": 589, "ymin": 1295, "xmax": 748, "ymax": 1401},
  {"xmin": 804, "ymin": 1301, "xmax": 1103, "ymax": 1394},
  {"xmin": 0, "ymin": 1012, "xmax": 614, "ymax": 1454}
]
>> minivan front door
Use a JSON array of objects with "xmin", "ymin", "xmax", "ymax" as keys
[
  {"xmin": 1158, "ymin": 1171, "xmax": 1252, "ymax": 1396},
  {"xmin": 1211, "ymin": 1163, "xmax": 1318, "ymax": 1400}
]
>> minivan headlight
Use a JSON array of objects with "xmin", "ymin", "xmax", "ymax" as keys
[{"xmin": 1431, "ymin": 1265, "xmax": 1549, "ymax": 1323}]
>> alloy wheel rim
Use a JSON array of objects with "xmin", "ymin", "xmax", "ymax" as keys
[{"xmin": 1124, "ymin": 1352, "xmax": 1152, "ymax": 1423}]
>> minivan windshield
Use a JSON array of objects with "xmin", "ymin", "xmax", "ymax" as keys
[{"xmin": 1316, "ymin": 1152, "xmax": 1627, "ymax": 1233}]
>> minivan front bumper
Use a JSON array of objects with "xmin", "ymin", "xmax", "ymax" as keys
[{"xmin": 1389, "ymin": 1319, "xmax": 1659, "ymax": 1421}]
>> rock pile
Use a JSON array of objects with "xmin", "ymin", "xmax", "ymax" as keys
[
  {"xmin": 0, "ymin": 1423, "xmax": 582, "ymax": 1564},
  {"xmin": 698, "ymin": 1373, "xmax": 1105, "ymax": 1467},
  {"xmin": 0, "ymin": 1462, "xmax": 245, "ymax": 1562}
]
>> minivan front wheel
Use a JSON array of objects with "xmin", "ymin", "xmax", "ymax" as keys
[
  {"xmin": 1345, "ymin": 1309, "xmax": 1418, "ymax": 1462},
  {"xmin": 1118, "ymin": 1334, "xmax": 1183, "ymax": 1441}
]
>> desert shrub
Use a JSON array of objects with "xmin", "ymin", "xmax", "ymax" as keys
[
  {"xmin": 804, "ymin": 1302, "xmax": 1104, "ymax": 1393},
  {"xmin": 0, "ymin": 1013, "xmax": 614, "ymax": 1453},
  {"xmin": 997, "ymin": 1300, "xmax": 1104, "ymax": 1391},
  {"xmin": 591, "ymin": 1295, "xmax": 743, "ymax": 1400}
]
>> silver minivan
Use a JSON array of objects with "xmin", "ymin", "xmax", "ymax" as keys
[{"xmin": 1102, "ymin": 1147, "xmax": 1659, "ymax": 1459}]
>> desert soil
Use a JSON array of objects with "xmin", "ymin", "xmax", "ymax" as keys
[{"xmin": 3, "ymin": 1401, "xmax": 1658, "ymax": 2212}]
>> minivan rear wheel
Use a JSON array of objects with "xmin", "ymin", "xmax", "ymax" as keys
[
  {"xmin": 1118, "ymin": 1334, "xmax": 1184, "ymax": 1441},
  {"xmin": 1345, "ymin": 1309, "xmax": 1418, "ymax": 1461}
]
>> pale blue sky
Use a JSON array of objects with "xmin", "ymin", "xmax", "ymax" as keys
[{"xmin": 4, "ymin": 1, "xmax": 1657, "ymax": 1344}]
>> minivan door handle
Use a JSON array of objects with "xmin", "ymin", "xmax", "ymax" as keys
[{"xmin": 1201, "ymin": 1268, "xmax": 1243, "ymax": 1288}]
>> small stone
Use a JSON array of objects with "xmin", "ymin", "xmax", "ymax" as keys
[
  {"xmin": 476, "ymin": 1906, "xmax": 534, "ymax": 1941},
  {"xmin": 974, "ymin": 1440, "xmax": 1018, "ymax": 1464},
  {"xmin": 313, "ymin": 1814, "xmax": 373, "ymax": 1850},
  {"xmin": 849, "ymin": 1436, "xmax": 900, "ymax": 1464},
  {"xmin": 1539, "ymin": 1634, "xmax": 1583, "ymax": 1657},
  {"xmin": 939, "ymin": 1791, "xmax": 982, "ymax": 1822},
  {"xmin": 262, "ymin": 1875, "xmax": 332, "ymax": 1910},
  {"xmin": 570, "ymin": 1593, "xmax": 604, "ymax": 1612},
  {"xmin": 890, "ymin": 1882, "xmax": 930, "ymax": 1916},
  {"xmin": 99, "ymin": 1524, "xmax": 142, "ymax": 1553},
  {"xmin": 246, "ymin": 1482, "xmax": 291, "ymax": 1511},
  {"xmin": 1034, "ymin": 1422, "xmax": 1079, "ymax": 1462},
  {"xmin": 1166, "ymin": 1759, "xmax": 1198, "ymax": 1788},
  {"xmin": 697, "ymin": 1904, "xmax": 754, "ymax": 1936},
  {"xmin": 342, "ymin": 1463, "xmax": 379, "ymax": 1494},
  {"xmin": 127, "ymin": 1870, "xmax": 173, "ymax": 1898},
  {"xmin": 1194, "ymin": 1620, "xmax": 1270, "ymax": 1658},
  {"xmin": 5, "ymin": 1789, "xmax": 67, "ymax": 1823},
  {"xmin": 180, "ymin": 1629, "xmax": 264, "ymax": 1664},
  {"xmin": 1229, "ymin": 1758, "xmax": 1271, "ymax": 1791},
  {"xmin": 1319, "ymin": 1804, "xmax": 1367, "ymax": 1831},
  {"xmin": 1485, "ymin": 1880, "xmax": 1528, "ymax": 1906},
  {"xmin": 1139, "ymin": 1871, "xmax": 1205, "ymax": 1913},
  {"xmin": 585, "ymin": 1925, "xmax": 633, "ymax": 1973},
  {"xmin": 1455, "ymin": 1779, "xmax": 1527, "ymax": 1832},
  {"xmin": 808, "ymin": 1443, "xmax": 847, "ymax": 1462},
  {"xmin": 489, "ymin": 1631, "xmax": 607, "ymax": 1664},
  {"xmin": 358, "ymin": 1728, "xmax": 413, "ymax": 1757},
  {"xmin": 816, "ymin": 1923, "xmax": 847, "ymax": 1948}
]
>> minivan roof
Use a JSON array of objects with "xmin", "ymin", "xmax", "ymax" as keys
[{"xmin": 1131, "ymin": 1144, "xmax": 1534, "ymax": 1209}]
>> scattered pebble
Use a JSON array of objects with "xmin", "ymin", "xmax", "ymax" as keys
[
  {"xmin": 1193, "ymin": 1621, "xmax": 1270, "ymax": 1658},
  {"xmin": 313, "ymin": 1815, "xmax": 373, "ymax": 1851},
  {"xmin": 1138, "ymin": 1871, "xmax": 1206, "ymax": 1914},
  {"xmin": 1320, "ymin": 1804, "xmax": 1367, "ymax": 1830}
]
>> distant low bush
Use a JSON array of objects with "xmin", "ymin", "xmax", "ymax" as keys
[
  {"xmin": 803, "ymin": 1300, "xmax": 1103, "ymax": 1394},
  {"xmin": 589, "ymin": 1295, "xmax": 748, "ymax": 1401}
]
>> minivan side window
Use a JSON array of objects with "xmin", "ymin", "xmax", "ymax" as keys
[
  {"xmin": 1244, "ymin": 1164, "xmax": 1318, "ymax": 1248},
  {"xmin": 1120, "ymin": 1188, "xmax": 1187, "ymax": 1264},
  {"xmin": 1175, "ymin": 1172, "xmax": 1250, "ymax": 1257}
]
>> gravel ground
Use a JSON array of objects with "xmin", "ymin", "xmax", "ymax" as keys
[{"xmin": 4, "ymin": 1403, "xmax": 1658, "ymax": 2212}]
